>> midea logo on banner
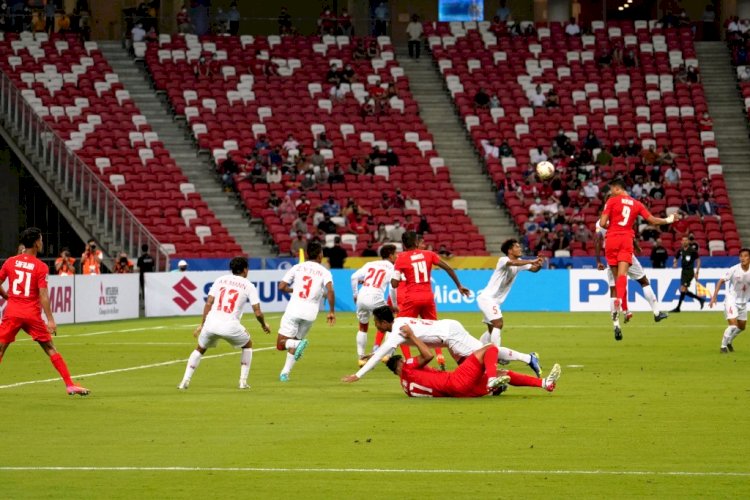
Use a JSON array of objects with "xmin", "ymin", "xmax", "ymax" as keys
[{"xmin": 173, "ymin": 277, "xmax": 197, "ymax": 311}]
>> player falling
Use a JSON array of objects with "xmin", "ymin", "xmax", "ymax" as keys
[
  {"xmin": 476, "ymin": 238, "xmax": 543, "ymax": 376},
  {"xmin": 277, "ymin": 242, "xmax": 335, "ymax": 382},
  {"xmin": 350, "ymin": 243, "xmax": 397, "ymax": 366},
  {"xmin": 178, "ymin": 257, "xmax": 270, "ymax": 390},
  {"xmin": 598, "ymin": 178, "xmax": 677, "ymax": 336},
  {"xmin": 0, "ymin": 227, "xmax": 89, "ymax": 396},
  {"xmin": 595, "ymin": 221, "xmax": 668, "ymax": 341},
  {"xmin": 709, "ymin": 248, "xmax": 750, "ymax": 353}
]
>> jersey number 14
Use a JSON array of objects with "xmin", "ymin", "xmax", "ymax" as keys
[{"xmin": 411, "ymin": 261, "xmax": 429, "ymax": 283}]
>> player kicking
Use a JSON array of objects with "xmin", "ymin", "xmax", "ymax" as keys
[
  {"xmin": 476, "ymin": 238, "xmax": 543, "ymax": 375},
  {"xmin": 0, "ymin": 227, "xmax": 88, "ymax": 396},
  {"xmin": 709, "ymin": 248, "xmax": 750, "ymax": 353},
  {"xmin": 277, "ymin": 241, "xmax": 335, "ymax": 381},
  {"xmin": 386, "ymin": 324, "xmax": 561, "ymax": 397},
  {"xmin": 599, "ymin": 178, "xmax": 677, "ymax": 332},
  {"xmin": 351, "ymin": 243, "xmax": 397, "ymax": 366},
  {"xmin": 391, "ymin": 231, "xmax": 470, "ymax": 369},
  {"xmin": 178, "ymin": 257, "xmax": 270, "ymax": 390},
  {"xmin": 595, "ymin": 221, "xmax": 668, "ymax": 341}
]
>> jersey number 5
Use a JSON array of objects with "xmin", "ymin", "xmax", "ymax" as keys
[
  {"xmin": 217, "ymin": 287, "xmax": 239, "ymax": 313},
  {"xmin": 12, "ymin": 270, "xmax": 31, "ymax": 297},
  {"xmin": 411, "ymin": 261, "xmax": 428, "ymax": 283},
  {"xmin": 298, "ymin": 275, "xmax": 313, "ymax": 299},
  {"xmin": 617, "ymin": 205, "xmax": 631, "ymax": 226}
]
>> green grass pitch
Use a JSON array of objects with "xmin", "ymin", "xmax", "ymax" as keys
[{"xmin": 1, "ymin": 311, "xmax": 749, "ymax": 498}]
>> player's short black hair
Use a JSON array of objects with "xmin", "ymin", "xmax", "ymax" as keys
[
  {"xmin": 609, "ymin": 178, "xmax": 626, "ymax": 190},
  {"xmin": 740, "ymin": 248, "xmax": 750, "ymax": 256},
  {"xmin": 379, "ymin": 243, "xmax": 396, "ymax": 259},
  {"xmin": 373, "ymin": 305, "xmax": 394, "ymax": 323},
  {"xmin": 307, "ymin": 241, "xmax": 323, "ymax": 260},
  {"xmin": 402, "ymin": 231, "xmax": 418, "ymax": 249},
  {"xmin": 386, "ymin": 355, "xmax": 403, "ymax": 374},
  {"xmin": 501, "ymin": 238, "xmax": 518, "ymax": 255},
  {"xmin": 19, "ymin": 227, "xmax": 42, "ymax": 248},
  {"xmin": 229, "ymin": 256, "xmax": 248, "ymax": 275}
]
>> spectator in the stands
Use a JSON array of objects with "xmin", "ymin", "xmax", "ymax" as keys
[
  {"xmin": 657, "ymin": 145, "xmax": 676, "ymax": 167},
  {"xmin": 529, "ymin": 85, "xmax": 546, "ymax": 107},
  {"xmin": 227, "ymin": 2, "xmax": 240, "ymax": 35},
  {"xmin": 649, "ymin": 181, "xmax": 666, "ymax": 200},
  {"xmin": 353, "ymin": 41, "xmax": 367, "ymax": 59},
  {"xmin": 681, "ymin": 195, "xmax": 699, "ymax": 215},
  {"xmin": 267, "ymin": 191, "xmax": 282, "ymax": 211},
  {"xmin": 279, "ymin": 195, "xmax": 296, "ymax": 218},
  {"xmin": 213, "ymin": 8, "xmax": 229, "ymax": 34},
  {"xmin": 610, "ymin": 140, "xmax": 625, "ymax": 157},
  {"xmin": 326, "ymin": 63, "xmax": 341, "ymax": 84},
  {"xmin": 496, "ymin": 0, "xmax": 511, "ymax": 21},
  {"xmin": 698, "ymin": 177, "xmax": 713, "ymax": 197},
  {"xmin": 324, "ymin": 237, "xmax": 348, "ymax": 268},
  {"xmin": 379, "ymin": 191, "xmax": 393, "ymax": 210},
  {"xmin": 338, "ymin": 8, "xmax": 353, "ymax": 35},
  {"xmin": 315, "ymin": 132, "xmax": 333, "ymax": 150},
  {"xmin": 674, "ymin": 63, "xmax": 688, "ymax": 84},
  {"xmin": 295, "ymin": 193, "xmax": 312, "ymax": 217},
  {"xmin": 597, "ymin": 47, "xmax": 613, "ymax": 67},
  {"xmin": 266, "ymin": 164, "xmax": 282, "ymax": 184},
  {"xmin": 530, "ymin": 146, "xmax": 547, "ymax": 166},
  {"xmin": 438, "ymin": 244, "xmax": 453, "ymax": 258},
  {"xmin": 565, "ymin": 17, "xmax": 580, "ymax": 36},
  {"xmin": 350, "ymin": 215, "xmax": 369, "ymax": 235},
  {"xmin": 625, "ymin": 138, "xmax": 641, "ymax": 157},
  {"xmin": 329, "ymin": 163, "xmax": 345, "ymax": 185},
  {"xmin": 417, "ymin": 215, "xmax": 431, "ymax": 235},
  {"xmin": 318, "ymin": 5, "xmax": 336, "ymax": 35},
  {"xmin": 349, "ymin": 157, "xmax": 366, "ymax": 176},
  {"xmin": 596, "ymin": 147, "xmax": 613, "ymax": 166},
  {"xmin": 291, "ymin": 230, "xmax": 308, "ymax": 256},
  {"xmin": 489, "ymin": 16, "xmax": 508, "ymax": 37},
  {"xmin": 640, "ymin": 144, "xmax": 658, "ymax": 166},
  {"xmin": 574, "ymin": 223, "xmax": 593, "ymax": 248},
  {"xmin": 176, "ymin": 3, "xmax": 191, "ymax": 33},
  {"xmin": 529, "ymin": 197, "xmax": 545, "ymax": 217},
  {"xmin": 317, "ymin": 214, "xmax": 338, "ymax": 235},
  {"xmin": 535, "ymin": 229, "xmax": 553, "ymax": 253},
  {"xmin": 383, "ymin": 147, "xmax": 399, "ymax": 166},
  {"xmin": 699, "ymin": 193, "xmax": 719, "ymax": 218},
  {"xmin": 329, "ymin": 81, "xmax": 346, "ymax": 103},
  {"xmin": 373, "ymin": 223, "xmax": 389, "ymax": 243},
  {"xmin": 278, "ymin": 6, "xmax": 292, "ymax": 34},
  {"xmin": 393, "ymin": 188, "xmax": 407, "ymax": 209},
  {"xmin": 583, "ymin": 130, "xmax": 601, "ymax": 151},
  {"xmin": 641, "ymin": 223, "xmax": 660, "ymax": 242},
  {"xmin": 193, "ymin": 55, "xmax": 213, "ymax": 78},
  {"xmin": 388, "ymin": 221, "xmax": 406, "ymax": 242},
  {"xmin": 551, "ymin": 229, "xmax": 571, "ymax": 252},
  {"xmin": 44, "ymin": 1, "xmax": 56, "ymax": 33},
  {"xmin": 544, "ymin": 87, "xmax": 559, "ymax": 108},
  {"xmin": 498, "ymin": 139, "xmax": 513, "ymax": 157},
  {"xmin": 630, "ymin": 180, "xmax": 645, "ymax": 200},
  {"xmin": 488, "ymin": 93, "xmax": 501, "ymax": 109},
  {"xmin": 699, "ymin": 111, "xmax": 714, "ymax": 130},
  {"xmin": 367, "ymin": 40, "xmax": 380, "ymax": 59},
  {"xmin": 386, "ymin": 83, "xmax": 398, "ymax": 99},
  {"xmin": 686, "ymin": 65, "xmax": 701, "ymax": 84},
  {"xmin": 309, "ymin": 148, "xmax": 324, "ymax": 168},
  {"xmin": 664, "ymin": 164, "xmax": 681, "ymax": 185},
  {"xmin": 220, "ymin": 156, "xmax": 239, "ymax": 190},
  {"xmin": 650, "ymin": 238, "xmax": 668, "ymax": 268},
  {"xmin": 583, "ymin": 179, "xmax": 599, "ymax": 200},
  {"xmin": 322, "ymin": 196, "xmax": 341, "ymax": 217},
  {"xmin": 361, "ymin": 239, "xmax": 378, "ymax": 257},
  {"xmin": 282, "ymin": 134, "xmax": 299, "ymax": 152},
  {"xmin": 290, "ymin": 214, "xmax": 309, "ymax": 238},
  {"xmin": 481, "ymin": 138, "xmax": 499, "ymax": 159},
  {"xmin": 341, "ymin": 63, "xmax": 356, "ymax": 84},
  {"xmin": 474, "ymin": 87, "xmax": 491, "ymax": 109},
  {"xmin": 406, "ymin": 14, "xmax": 423, "ymax": 60},
  {"xmin": 622, "ymin": 48, "xmax": 638, "ymax": 67}
]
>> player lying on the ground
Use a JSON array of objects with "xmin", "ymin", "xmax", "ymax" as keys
[
  {"xmin": 384, "ymin": 323, "xmax": 561, "ymax": 397},
  {"xmin": 0, "ymin": 227, "xmax": 88, "ymax": 396},
  {"xmin": 476, "ymin": 238, "xmax": 542, "ymax": 348},
  {"xmin": 709, "ymin": 248, "xmax": 750, "ymax": 354},
  {"xmin": 178, "ymin": 257, "xmax": 270, "ymax": 390},
  {"xmin": 341, "ymin": 306, "xmax": 542, "ymax": 382},
  {"xmin": 350, "ymin": 244, "xmax": 397, "ymax": 366},
  {"xmin": 276, "ymin": 241, "xmax": 335, "ymax": 382},
  {"xmin": 595, "ymin": 221, "xmax": 668, "ymax": 341}
]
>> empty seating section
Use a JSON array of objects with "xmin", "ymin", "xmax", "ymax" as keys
[
  {"xmin": 143, "ymin": 33, "xmax": 487, "ymax": 255},
  {"xmin": 427, "ymin": 20, "xmax": 741, "ymax": 256},
  {"xmin": 0, "ymin": 31, "xmax": 241, "ymax": 258}
]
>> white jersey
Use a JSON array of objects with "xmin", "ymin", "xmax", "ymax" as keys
[
  {"xmin": 281, "ymin": 261, "xmax": 333, "ymax": 321},
  {"xmin": 351, "ymin": 259, "xmax": 395, "ymax": 304},
  {"xmin": 477, "ymin": 256, "xmax": 531, "ymax": 303},
  {"xmin": 723, "ymin": 264, "xmax": 750, "ymax": 304},
  {"xmin": 204, "ymin": 274, "xmax": 260, "ymax": 331}
]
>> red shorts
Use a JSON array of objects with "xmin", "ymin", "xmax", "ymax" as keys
[
  {"xmin": 446, "ymin": 355, "xmax": 488, "ymax": 398},
  {"xmin": 399, "ymin": 296, "xmax": 437, "ymax": 320},
  {"xmin": 605, "ymin": 234, "xmax": 634, "ymax": 266},
  {"xmin": 0, "ymin": 316, "xmax": 52, "ymax": 344}
]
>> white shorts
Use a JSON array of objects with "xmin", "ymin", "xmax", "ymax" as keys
[
  {"xmin": 443, "ymin": 321, "xmax": 483, "ymax": 359},
  {"xmin": 725, "ymin": 301, "xmax": 748, "ymax": 321},
  {"xmin": 477, "ymin": 295, "xmax": 502, "ymax": 324},
  {"xmin": 356, "ymin": 296, "xmax": 387, "ymax": 325},
  {"xmin": 278, "ymin": 312, "xmax": 315, "ymax": 340},
  {"xmin": 606, "ymin": 256, "xmax": 647, "ymax": 287},
  {"xmin": 198, "ymin": 323, "xmax": 250, "ymax": 349}
]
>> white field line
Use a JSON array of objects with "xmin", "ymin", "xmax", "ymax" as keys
[
  {"xmin": 16, "ymin": 325, "xmax": 169, "ymax": 342},
  {"xmin": 0, "ymin": 347, "xmax": 275, "ymax": 390},
  {"xmin": 0, "ymin": 466, "xmax": 747, "ymax": 477}
]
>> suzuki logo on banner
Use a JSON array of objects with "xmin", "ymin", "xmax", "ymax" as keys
[{"xmin": 173, "ymin": 277, "xmax": 198, "ymax": 310}]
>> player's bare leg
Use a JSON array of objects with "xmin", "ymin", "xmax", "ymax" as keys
[
  {"xmin": 637, "ymin": 276, "xmax": 668, "ymax": 322},
  {"xmin": 178, "ymin": 344, "xmax": 207, "ymax": 389},
  {"xmin": 497, "ymin": 346, "xmax": 542, "ymax": 377},
  {"xmin": 0, "ymin": 342, "xmax": 9, "ymax": 364},
  {"xmin": 38, "ymin": 341, "xmax": 89, "ymax": 396},
  {"xmin": 494, "ymin": 363, "xmax": 561, "ymax": 393},
  {"xmin": 356, "ymin": 322, "xmax": 369, "ymax": 367}
]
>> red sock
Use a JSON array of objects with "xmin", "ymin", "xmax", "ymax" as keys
[
  {"xmin": 400, "ymin": 344, "xmax": 411, "ymax": 358},
  {"xmin": 435, "ymin": 347, "xmax": 445, "ymax": 362},
  {"xmin": 622, "ymin": 292, "xmax": 629, "ymax": 312},
  {"xmin": 484, "ymin": 346, "xmax": 498, "ymax": 379},
  {"xmin": 49, "ymin": 353, "xmax": 74, "ymax": 386},
  {"xmin": 615, "ymin": 275, "xmax": 627, "ymax": 305},
  {"xmin": 374, "ymin": 331, "xmax": 385, "ymax": 348},
  {"xmin": 507, "ymin": 370, "xmax": 542, "ymax": 387}
]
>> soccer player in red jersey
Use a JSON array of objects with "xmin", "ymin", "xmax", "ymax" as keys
[
  {"xmin": 385, "ymin": 323, "xmax": 561, "ymax": 398},
  {"xmin": 599, "ymin": 179, "xmax": 677, "ymax": 323},
  {"xmin": 391, "ymin": 231, "xmax": 470, "ymax": 369},
  {"xmin": 0, "ymin": 228, "xmax": 89, "ymax": 395}
]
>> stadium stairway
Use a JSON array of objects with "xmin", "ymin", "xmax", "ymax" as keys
[
  {"xmin": 397, "ymin": 48, "xmax": 516, "ymax": 253},
  {"xmin": 97, "ymin": 41, "xmax": 271, "ymax": 257},
  {"xmin": 696, "ymin": 41, "xmax": 750, "ymax": 242}
]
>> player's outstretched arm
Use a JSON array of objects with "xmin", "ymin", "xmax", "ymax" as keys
[
  {"xmin": 594, "ymin": 233, "xmax": 606, "ymax": 270},
  {"xmin": 0, "ymin": 285, "xmax": 7, "ymax": 300},
  {"xmin": 326, "ymin": 282, "xmax": 336, "ymax": 325},
  {"xmin": 252, "ymin": 303, "xmax": 271, "ymax": 333},
  {"xmin": 39, "ymin": 287, "xmax": 56, "ymax": 335},
  {"xmin": 709, "ymin": 279, "xmax": 725, "ymax": 308},
  {"xmin": 194, "ymin": 295, "xmax": 214, "ymax": 337},
  {"xmin": 646, "ymin": 212, "xmax": 679, "ymax": 226},
  {"xmin": 435, "ymin": 259, "xmax": 471, "ymax": 297}
]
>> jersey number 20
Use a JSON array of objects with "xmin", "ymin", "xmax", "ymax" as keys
[{"xmin": 364, "ymin": 268, "xmax": 386, "ymax": 288}]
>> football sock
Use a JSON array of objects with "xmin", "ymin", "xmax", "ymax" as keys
[
  {"xmin": 479, "ymin": 331, "xmax": 490, "ymax": 344},
  {"xmin": 49, "ymin": 353, "xmax": 74, "ymax": 386},
  {"xmin": 356, "ymin": 332, "xmax": 368, "ymax": 357},
  {"xmin": 723, "ymin": 325, "xmax": 742, "ymax": 346},
  {"xmin": 676, "ymin": 292, "xmax": 685, "ymax": 309},
  {"xmin": 284, "ymin": 339, "xmax": 301, "ymax": 351},
  {"xmin": 435, "ymin": 347, "xmax": 446, "ymax": 363},
  {"xmin": 490, "ymin": 327, "xmax": 502, "ymax": 347},
  {"xmin": 373, "ymin": 331, "xmax": 385, "ymax": 349},
  {"xmin": 730, "ymin": 327, "xmax": 744, "ymax": 343},
  {"xmin": 615, "ymin": 275, "xmax": 627, "ymax": 305},
  {"xmin": 181, "ymin": 350, "xmax": 202, "ymax": 384},
  {"xmin": 684, "ymin": 290, "xmax": 701, "ymax": 301},
  {"xmin": 622, "ymin": 292, "xmax": 629, "ymax": 312},
  {"xmin": 506, "ymin": 370, "xmax": 542, "ymax": 388},
  {"xmin": 642, "ymin": 285, "xmax": 660, "ymax": 315},
  {"xmin": 498, "ymin": 347, "xmax": 531, "ymax": 364},
  {"xmin": 484, "ymin": 346, "xmax": 499, "ymax": 378},
  {"xmin": 281, "ymin": 352, "xmax": 296, "ymax": 375},
  {"xmin": 400, "ymin": 344, "xmax": 412, "ymax": 358},
  {"xmin": 239, "ymin": 348, "xmax": 253, "ymax": 384},
  {"xmin": 610, "ymin": 298, "xmax": 620, "ymax": 327}
]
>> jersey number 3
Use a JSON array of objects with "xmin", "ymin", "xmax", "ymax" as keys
[{"xmin": 298, "ymin": 275, "xmax": 313, "ymax": 299}]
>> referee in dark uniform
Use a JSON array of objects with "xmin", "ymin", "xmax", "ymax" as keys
[{"xmin": 672, "ymin": 236, "xmax": 705, "ymax": 312}]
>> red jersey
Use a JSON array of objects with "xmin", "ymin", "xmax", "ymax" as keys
[
  {"xmin": 399, "ymin": 357, "xmax": 487, "ymax": 398},
  {"xmin": 601, "ymin": 193, "xmax": 652, "ymax": 239},
  {"xmin": 393, "ymin": 249, "xmax": 440, "ymax": 299},
  {"xmin": 0, "ymin": 254, "xmax": 48, "ymax": 318}
]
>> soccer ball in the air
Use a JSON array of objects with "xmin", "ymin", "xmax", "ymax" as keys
[{"xmin": 536, "ymin": 161, "xmax": 555, "ymax": 180}]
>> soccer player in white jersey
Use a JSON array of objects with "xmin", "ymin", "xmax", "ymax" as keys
[
  {"xmin": 350, "ymin": 243, "xmax": 397, "ymax": 366},
  {"xmin": 595, "ymin": 220, "xmax": 668, "ymax": 341},
  {"xmin": 709, "ymin": 248, "xmax": 750, "ymax": 353},
  {"xmin": 342, "ymin": 306, "xmax": 543, "ymax": 381},
  {"xmin": 475, "ymin": 238, "xmax": 543, "ymax": 375},
  {"xmin": 178, "ymin": 257, "xmax": 271, "ymax": 390},
  {"xmin": 277, "ymin": 241, "xmax": 335, "ymax": 382}
]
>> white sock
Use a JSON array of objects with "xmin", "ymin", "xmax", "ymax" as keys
[
  {"xmin": 610, "ymin": 298, "xmax": 620, "ymax": 327},
  {"xmin": 356, "ymin": 332, "xmax": 368, "ymax": 357},
  {"xmin": 729, "ymin": 326, "xmax": 744, "ymax": 343},
  {"xmin": 281, "ymin": 352, "xmax": 296, "ymax": 375},
  {"xmin": 490, "ymin": 327, "xmax": 502, "ymax": 348},
  {"xmin": 181, "ymin": 350, "xmax": 202, "ymax": 383},
  {"xmin": 723, "ymin": 325, "xmax": 741, "ymax": 346},
  {"xmin": 499, "ymin": 347, "xmax": 531, "ymax": 364},
  {"xmin": 284, "ymin": 339, "xmax": 300, "ymax": 351},
  {"xmin": 479, "ymin": 331, "xmax": 490, "ymax": 344},
  {"xmin": 239, "ymin": 348, "xmax": 253, "ymax": 384},
  {"xmin": 642, "ymin": 285, "xmax": 660, "ymax": 315}
]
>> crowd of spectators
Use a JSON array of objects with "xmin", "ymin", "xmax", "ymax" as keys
[{"xmin": 0, "ymin": 0, "xmax": 91, "ymax": 39}]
